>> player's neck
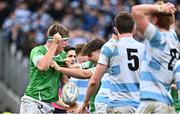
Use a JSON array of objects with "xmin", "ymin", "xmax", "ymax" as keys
[
  {"xmin": 118, "ymin": 33, "xmax": 132, "ymax": 39},
  {"xmin": 159, "ymin": 28, "xmax": 169, "ymax": 32}
]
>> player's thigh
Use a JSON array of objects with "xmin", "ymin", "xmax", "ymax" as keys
[
  {"xmin": 154, "ymin": 102, "xmax": 176, "ymax": 114},
  {"xmin": 136, "ymin": 100, "xmax": 176, "ymax": 114},
  {"xmin": 20, "ymin": 100, "xmax": 40, "ymax": 114},
  {"xmin": 135, "ymin": 101, "xmax": 154, "ymax": 114},
  {"xmin": 94, "ymin": 103, "xmax": 107, "ymax": 114},
  {"xmin": 107, "ymin": 106, "xmax": 136, "ymax": 114}
]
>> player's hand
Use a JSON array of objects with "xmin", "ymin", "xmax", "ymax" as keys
[
  {"xmin": 50, "ymin": 61, "xmax": 59, "ymax": 70},
  {"xmin": 75, "ymin": 103, "xmax": 89, "ymax": 114},
  {"xmin": 161, "ymin": 2, "xmax": 176, "ymax": 14},
  {"xmin": 66, "ymin": 103, "xmax": 78, "ymax": 113},
  {"xmin": 53, "ymin": 32, "xmax": 61, "ymax": 44},
  {"xmin": 171, "ymin": 84, "xmax": 177, "ymax": 90}
]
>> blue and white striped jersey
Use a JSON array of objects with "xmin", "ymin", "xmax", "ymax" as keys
[
  {"xmin": 70, "ymin": 67, "xmax": 95, "ymax": 105},
  {"xmin": 95, "ymin": 73, "xmax": 110, "ymax": 105},
  {"xmin": 140, "ymin": 23, "xmax": 180, "ymax": 106},
  {"xmin": 98, "ymin": 37, "xmax": 145, "ymax": 108},
  {"xmin": 174, "ymin": 60, "xmax": 180, "ymax": 105},
  {"xmin": 70, "ymin": 77, "xmax": 89, "ymax": 105}
]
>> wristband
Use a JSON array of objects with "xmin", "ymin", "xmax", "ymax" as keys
[{"xmin": 157, "ymin": 4, "xmax": 163, "ymax": 13}]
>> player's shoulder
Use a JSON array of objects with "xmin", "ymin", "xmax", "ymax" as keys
[
  {"xmin": 134, "ymin": 38, "xmax": 145, "ymax": 47},
  {"xmin": 31, "ymin": 45, "xmax": 45, "ymax": 52},
  {"xmin": 103, "ymin": 38, "xmax": 118, "ymax": 48},
  {"xmin": 30, "ymin": 45, "xmax": 45, "ymax": 57}
]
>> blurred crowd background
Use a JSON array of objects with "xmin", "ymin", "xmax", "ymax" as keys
[{"xmin": 0, "ymin": 0, "xmax": 179, "ymax": 59}]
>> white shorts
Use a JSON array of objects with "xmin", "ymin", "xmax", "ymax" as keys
[
  {"xmin": 135, "ymin": 100, "xmax": 176, "ymax": 114},
  {"xmin": 94, "ymin": 102, "xmax": 136, "ymax": 114},
  {"xmin": 107, "ymin": 106, "xmax": 136, "ymax": 114},
  {"xmin": 20, "ymin": 95, "xmax": 54, "ymax": 114},
  {"xmin": 94, "ymin": 103, "xmax": 108, "ymax": 114}
]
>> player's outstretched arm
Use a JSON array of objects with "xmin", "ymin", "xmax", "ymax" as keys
[
  {"xmin": 51, "ymin": 61, "xmax": 92, "ymax": 79},
  {"xmin": 78, "ymin": 64, "xmax": 107, "ymax": 113}
]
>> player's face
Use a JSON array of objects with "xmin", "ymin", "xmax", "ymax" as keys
[
  {"xmin": 86, "ymin": 50, "xmax": 100, "ymax": 64},
  {"xmin": 57, "ymin": 39, "xmax": 68, "ymax": 52},
  {"xmin": 66, "ymin": 50, "xmax": 76, "ymax": 65},
  {"xmin": 76, "ymin": 53, "xmax": 87, "ymax": 64}
]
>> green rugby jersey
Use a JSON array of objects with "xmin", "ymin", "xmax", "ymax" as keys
[
  {"xmin": 25, "ymin": 45, "xmax": 66, "ymax": 102},
  {"xmin": 171, "ymin": 88, "xmax": 180, "ymax": 113},
  {"xmin": 79, "ymin": 61, "xmax": 94, "ymax": 69}
]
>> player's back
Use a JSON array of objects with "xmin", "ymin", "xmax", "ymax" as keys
[
  {"xmin": 140, "ymin": 23, "xmax": 180, "ymax": 106},
  {"xmin": 108, "ymin": 36, "xmax": 145, "ymax": 108}
]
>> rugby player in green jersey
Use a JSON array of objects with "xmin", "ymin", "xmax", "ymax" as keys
[{"xmin": 20, "ymin": 23, "xmax": 75, "ymax": 113}]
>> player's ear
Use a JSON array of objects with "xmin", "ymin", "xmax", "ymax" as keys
[
  {"xmin": 152, "ymin": 16, "xmax": 158, "ymax": 25},
  {"xmin": 113, "ymin": 27, "xmax": 119, "ymax": 35},
  {"xmin": 132, "ymin": 25, "xmax": 137, "ymax": 34}
]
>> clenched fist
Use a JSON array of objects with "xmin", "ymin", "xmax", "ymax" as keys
[{"xmin": 53, "ymin": 32, "xmax": 61, "ymax": 44}]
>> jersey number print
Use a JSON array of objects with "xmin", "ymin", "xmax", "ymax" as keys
[
  {"xmin": 168, "ymin": 49, "xmax": 179, "ymax": 71},
  {"xmin": 127, "ymin": 49, "xmax": 139, "ymax": 71}
]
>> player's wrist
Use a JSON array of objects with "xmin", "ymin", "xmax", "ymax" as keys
[
  {"xmin": 51, "ymin": 42, "xmax": 59, "ymax": 48},
  {"xmin": 82, "ymin": 101, "xmax": 88, "ymax": 108},
  {"xmin": 52, "ymin": 40, "xmax": 59, "ymax": 45},
  {"xmin": 52, "ymin": 32, "xmax": 61, "ymax": 44},
  {"xmin": 156, "ymin": 4, "xmax": 163, "ymax": 13},
  {"xmin": 56, "ymin": 100, "xmax": 69, "ymax": 108}
]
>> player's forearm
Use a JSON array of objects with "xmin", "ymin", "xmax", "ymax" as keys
[
  {"xmin": 68, "ymin": 64, "xmax": 80, "ymax": 68},
  {"xmin": 58, "ymin": 67, "xmax": 92, "ymax": 79},
  {"xmin": 83, "ymin": 76, "xmax": 100, "ymax": 108},
  {"xmin": 132, "ymin": 4, "xmax": 160, "ymax": 16},
  {"xmin": 55, "ymin": 98, "xmax": 69, "ymax": 109},
  {"xmin": 37, "ymin": 43, "xmax": 58, "ymax": 71},
  {"xmin": 131, "ymin": 4, "xmax": 158, "ymax": 34}
]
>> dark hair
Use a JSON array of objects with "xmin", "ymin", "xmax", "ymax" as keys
[
  {"xmin": 75, "ymin": 43, "xmax": 87, "ymax": 55},
  {"xmin": 64, "ymin": 45, "xmax": 75, "ymax": 53},
  {"xmin": 82, "ymin": 38, "xmax": 105, "ymax": 56},
  {"xmin": 115, "ymin": 12, "xmax": 134, "ymax": 34},
  {"xmin": 47, "ymin": 23, "xmax": 69, "ymax": 38}
]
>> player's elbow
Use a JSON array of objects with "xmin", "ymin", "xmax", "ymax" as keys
[
  {"xmin": 38, "ymin": 66, "xmax": 48, "ymax": 71},
  {"xmin": 131, "ymin": 6, "xmax": 139, "ymax": 17}
]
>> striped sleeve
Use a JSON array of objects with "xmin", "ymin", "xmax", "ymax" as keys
[
  {"xmin": 144, "ymin": 23, "xmax": 157, "ymax": 40},
  {"xmin": 98, "ymin": 45, "xmax": 112, "ymax": 66}
]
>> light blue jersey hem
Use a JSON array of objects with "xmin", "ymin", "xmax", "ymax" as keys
[{"xmin": 141, "ymin": 91, "xmax": 173, "ymax": 106}]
